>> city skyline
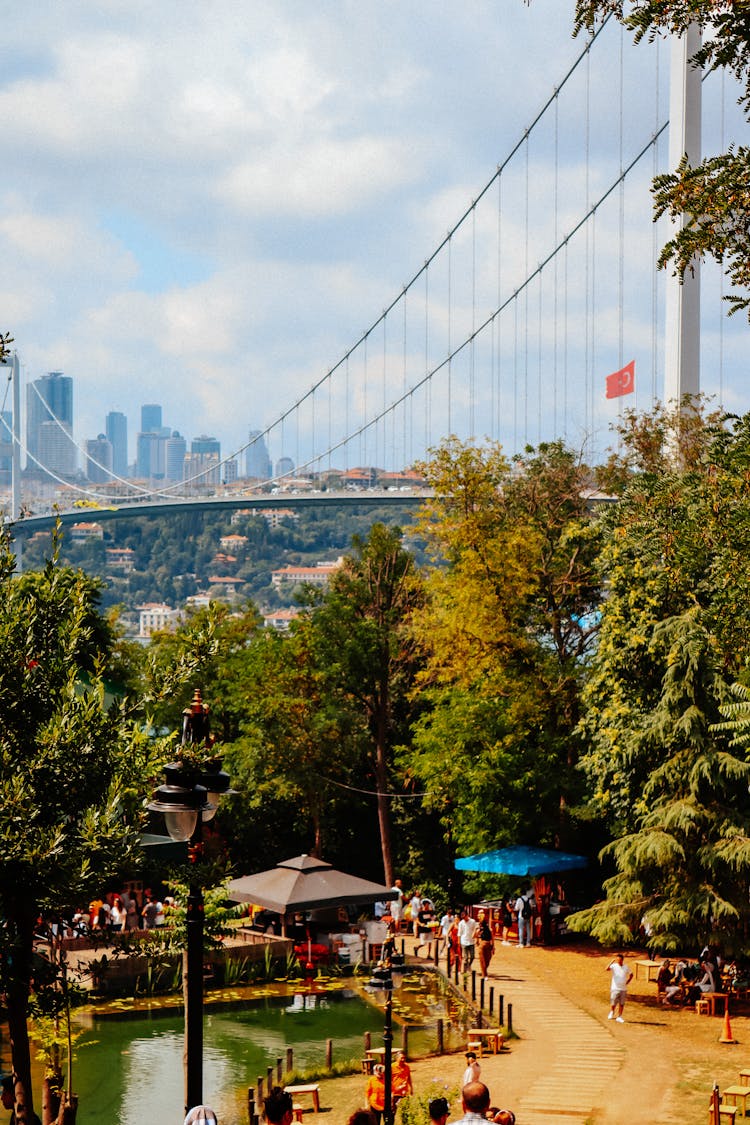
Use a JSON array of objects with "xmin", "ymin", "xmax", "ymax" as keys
[{"xmin": 2, "ymin": 3, "xmax": 747, "ymax": 468}]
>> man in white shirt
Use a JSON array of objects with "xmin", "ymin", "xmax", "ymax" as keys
[
  {"xmin": 607, "ymin": 952, "xmax": 633, "ymax": 1022},
  {"xmin": 457, "ymin": 910, "xmax": 479, "ymax": 969}
]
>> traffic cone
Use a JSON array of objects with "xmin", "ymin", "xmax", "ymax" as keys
[{"xmin": 720, "ymin": 1001, "xmax": 737, "ymax": 1044}]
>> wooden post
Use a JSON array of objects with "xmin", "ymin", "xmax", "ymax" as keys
[
  {"xmin": 401, "ymin": 1026, "xmax": 409, "ymax": 1055},
  {"xmin": 507, "ymin": 1003, "xmax": 513, "ymax": 1034},
  {"xmin": 480, "ymin": 977, "xmax": 485, "ymax": 1011},
  {"xmin": 499, "ymin": 994, "xmax": 504, "ymax": 1025},
  {"xmin": 437, "ymin": 1018, "xmax": 444, "ymax": 1055},
  {"xmin": 471, "ymin": 970, "xmax": 476, "ymax": 1001},
  {"xmin": 489, "ymin": 986, "xmax": 494, "ymax": 1017},
  {"xmin": 248, "ymin": 1088, "xmax": 255, "ymax": 1124},
  {"xmin": 365, "ymin": 1031, "xmax": 372, "ymax": 1052},
  {"xmin": 257, "ymin": 1078, "xmax": 264, "ymax": 1107},
  {"xmin": 326, "ymin": 1039, "xmax": 333, "ymax": 1069},
  {"xmin": 277, "ymin": 1058, "xmax": 283, "ymax": 1083},
  {"xmin": 267, "ymin": 1066, "xmax": 274, "ymax": 1093},
  {"xmin": 286, "ymin": 1048, "xmax": 293, "ymax": 1076}
]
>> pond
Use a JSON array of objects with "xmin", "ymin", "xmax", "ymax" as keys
[{"xmin": 11, "ymin": 970, "xmax": 471, "ymax": 1125}]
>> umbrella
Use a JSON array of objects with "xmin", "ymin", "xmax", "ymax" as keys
[
  {"xmin": 226, "ymin": 854, "xmax": 398, "ymax": 915},
  {"xmin": 454, "ymin": 845, "xmax": 588, "ymax": 878}
]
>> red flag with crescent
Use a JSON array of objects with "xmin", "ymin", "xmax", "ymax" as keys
[{"xmin": 605, "ymin": 359, "xmax": 635, "ymax": 399}]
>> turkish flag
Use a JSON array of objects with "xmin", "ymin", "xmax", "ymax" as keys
[{"xmin": 605, "ymin": 359, "xmax": 635, "ymax": 399}]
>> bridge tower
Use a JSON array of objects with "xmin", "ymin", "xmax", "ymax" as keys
[{"xmin": 664, "ymin": 24, "xmax": 702, "ymax": 406}]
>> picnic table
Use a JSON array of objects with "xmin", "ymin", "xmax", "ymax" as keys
[{"xmin": 284, "ymin": 1084, "xmax": 321, "ymax": 1113}]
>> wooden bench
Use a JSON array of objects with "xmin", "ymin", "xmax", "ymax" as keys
[
  {"xmin": 467, "ymin": 1028, "xmax": 504, "ymax": 1054},
  {"xmin": 723, "ymin": 1087, "xmax": 750, "ymax": 1118},
  {"xmin": 284, "ymin": 1085, "xmax": 321, "ymax": 1113}
]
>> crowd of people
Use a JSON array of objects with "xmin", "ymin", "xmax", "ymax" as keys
[{"xmin": 39, "ymin": 888, "xmax": 175, "ymax": 942}]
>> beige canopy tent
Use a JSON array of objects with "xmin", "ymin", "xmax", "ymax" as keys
[{"xmin": 227, "ymin": 853, "xmax": 396, "ymax": 935}]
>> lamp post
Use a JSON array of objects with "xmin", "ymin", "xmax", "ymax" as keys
[
  {"xmin": 368, "ymin": 929, "xmax": 401, "ymax": 1125},
  {"xmin": 148, "ymin": 688, "xmax": 233, "ymax": 1115}
]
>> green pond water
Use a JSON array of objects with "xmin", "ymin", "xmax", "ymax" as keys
[
  {"xmin": 18, "ymin": 970, "xmax": 469, "ymax": 1125},
  {"xmin": 72, "ymin": 987, "xmax": 377, "ymax": 1125}
]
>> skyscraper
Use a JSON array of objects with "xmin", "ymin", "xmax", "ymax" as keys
[
  {"xmin": 106, "ymin": 411, "xmax": 128, "ymax": 477},
  {"xmin": 141, "ymin": 404, "xmax": 162, "ymax": 433},
  {"xmin": 245, "ymin": 430, "xmax": 272, "ymax": 480},
  {"xmin": 166, "ymin": 431, "xmax": 186, "ymax": 481},
  {"xmin": 85, "ymin": 434, "xmax": 113, "ymax": 483},
  {"xmin": 27, "ymin": 371, "xmax": 76, "ymax": 478},
  {"xmin": 136, "ymin": 431, "xmax": 166, "ymax": 479},
  {"xmin": 0, "ymin": 411, "xmax": 12, "ymax": 486}
]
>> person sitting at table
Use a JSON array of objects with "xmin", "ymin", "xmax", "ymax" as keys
[{"xmin": 656, "ymin": 960, "xmax": 674, "ymax": 1003}]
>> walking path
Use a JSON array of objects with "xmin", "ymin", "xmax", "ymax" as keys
[{"xmin": 489, "ymin": 951, "xmax": 624, "ymax": 1124}]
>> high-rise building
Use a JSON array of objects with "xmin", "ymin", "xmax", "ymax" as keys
[
  {"xmin": 27, "ymin": 371, "xmax": 76, "ymax": 478},
  {"xmin": 85, "ymin": 434, "xmax": 113, "ymax": 483},
  {"xmin": 183, "ymin": 450, "xmax": 220, "ymax": 487},
  {"xmin": 166, "ymin": 431, "xmax": 186, "ymax": 481},
  {"xmin": 275, "ymin": 456, "xmax": 295, "ymax": 479},
  {"xmin": 106, "ymin": 411, "xmax": 128, "ymax": 478},
  {"xmin": 246, "ymin": 430, "xmax": 272, "ymax": 480},
  {"xmin": 191, "ymin": 434, "xmax": 221, "ymax": 457},
  {"xmin": 136, "ymin": 431, "xmax": 166, "ymax": 479},
  {"xmin": 0, "ymin": 411, "xmax": 12, "ymax": 486},
  {"xmin": 141, "ymin": 403, "xmax": 162, "ymax": 433}
]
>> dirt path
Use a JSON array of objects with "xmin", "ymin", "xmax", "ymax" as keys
[{"xmin": 314, "ymin": 940, "xmax": 749, "ymax": 1125}]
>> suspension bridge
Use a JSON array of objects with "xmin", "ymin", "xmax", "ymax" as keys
[{"xmin": 2, "ymin": 16, "xmax": 746, "ymax": 533}]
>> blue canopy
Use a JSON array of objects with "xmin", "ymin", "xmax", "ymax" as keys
[{"xmin": 455, "ymin": 845, "xmax": 588, "ymax": 878}]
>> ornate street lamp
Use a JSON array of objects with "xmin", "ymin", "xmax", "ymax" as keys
[
  {"xmin": 367, "ymin": 929, "xmax": 403, "ymax": 1125},
  {"xmin": 148, "ymin": 689, "xmax": 233, "ymax": 1116}
]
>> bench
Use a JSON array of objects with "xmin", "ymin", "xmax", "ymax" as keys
[
  {"xmin": 467, "ymin": 1028, "xmax": 504, "ymax": 1054},
  {"xmin": 284, "ymin": 1085, "xmax": 320, "ymax": 1113},
  {"xmin": 723, "ymin": 1087, "xmax": 750, "ymax": 1117}
]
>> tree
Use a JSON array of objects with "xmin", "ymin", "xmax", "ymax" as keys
[
  {"xmin": 574, "ymin": 1, "xmax": 750, "ymax": 317},
  {"xmin": 223, "ymin": 623, "xmax": 361, "ymax": 861},
  {"xmin": 572, "ymin": 404, "xmax": 750, "ymax": 949},
  {"xmin": 308, "ymin": 523, "xmax": 424, "ymax": 885},
  {"xmin": 0, "ymin": 541, "xmax": 143, "ymax": 1121},
  {"xmin": 406, "ymin": 439, "xmax": 603, "ymax": 865}
]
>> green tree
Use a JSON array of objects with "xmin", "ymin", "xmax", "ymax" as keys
[
  {"xmin": 406, "ymin": 439, "xmax": 603, "ymax": 864},
  {"xmin": 308, "ymin": 523, "xmax": 424, "ymax": 885},
  {"xmin": 0, "ymin": 536, "xmax": 166, "ymax": 1122},
  {"xmin": 574, "ymin": 0, "xmax": 750, "ymax": 317},
  {"xmin": 223, "ymin": 623, "xmax": 359, "ymax": 860},
  {"xmin": 572, "ymin": 405, "xmax": 750, "ymax": 948}
]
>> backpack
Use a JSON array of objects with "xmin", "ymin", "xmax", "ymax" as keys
[{"xmin": 521, "ymin": 897, "xmax": 532, "ymax": 920}]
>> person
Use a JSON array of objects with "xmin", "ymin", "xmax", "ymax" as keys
[
  {"xmin": 656, "ymin": 959, "xmax": 673, "ymax": 1003},
  {"xmin": 263, "ymin": 1087, "xmax": 294, "ymax": 1125},
  {"xmin": 110, "ymin": 895, "xmax": 126, "ymax": 932},
  {"xmin": 439, "ymin": 908, "xmax": 455, "ymax": 957},
  {"xmin": 455, "ymin": 1081, "xmax": 491, "ymax": 1125},
  {"xmin": 476, "ymin": 910, "xmax": 495, "ymax": 977},
  {"xmin": 392, "ymin": 1049, "xmax": 413, "ymax": 1105},
  {"xmin": 141, "ymin": 895, "xmax": 159, "ymax": 930},
  {"xmin": 391, "ymin": 880, "xmax": 404, "ymax": 933},
  {"xmin": 491, "ymin": 1112, "xmax": 516, "ymax": 1125},
  {"xmin": 410, "ymin": 891, "xmax": 422, "ymax": 938},
  {"xmin": 501, "ymin": 897, "xmax": 514, "ymax": 945},
  {"xmin": 184, "ymin": 1108, "xmax": 218, "ymax": 1125},
  {"xmin": 514, "ymin": 890, "xmax": 532, "ymax": 948},
  {"xmin": 121, "ymin": 888, "xmax": 139, "ymax": 931},
  {"xmin": 448, "ymin": 913, "xmax": 462, "ymax": 972},
  {"xmin": 462, "ymin": 1050, "xmax": 481, "ymax": 1087},
  {"xmin": 365, "ymin": 1065, "xmax": 387, "ymax": 1125},
  {"xmin": 348, "ymin": 1113, "xmax": 378, "ymax": 1125},
  {"xmin": 417, "ymin": 901, "xmax": 436, "ymax": 955},
  {"xmin": 429, "ymin": 1096, "xmax": 450, "ymax": 1125},
  {"xmin": 607, "ymin": 952, "xmax": 633, "ymax": 1022},
  {"xmin": 458, "ymin": 910, "xmax": 478, "ymax": 969}
]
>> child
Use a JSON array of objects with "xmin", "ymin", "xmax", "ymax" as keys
[{"xmin": 462, "ymin": 1050, "xmax": 481, "ymax": 1086}]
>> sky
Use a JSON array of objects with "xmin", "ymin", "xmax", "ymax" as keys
[{"xmin": 1, "ymin": 1, "xmax": 747, "ymax": 476}]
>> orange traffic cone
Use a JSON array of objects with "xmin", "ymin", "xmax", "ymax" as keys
[{"xmin": 720, "ymin": 1001, "xmax": 737, "ymax": 1044}]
